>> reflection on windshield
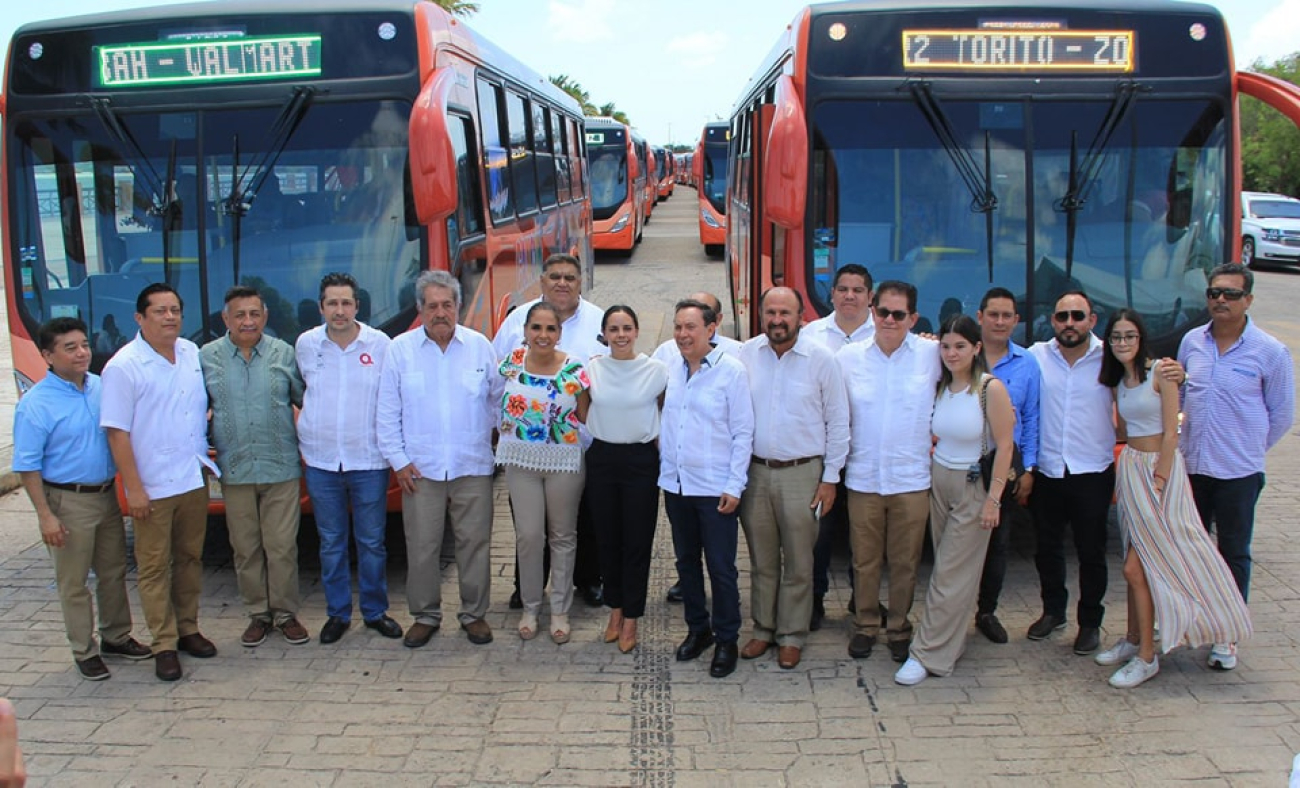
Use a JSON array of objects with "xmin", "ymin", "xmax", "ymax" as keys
[
  {"xmin": 810, "ymin": 98, "xmax": 1225, "ymax": 349},
  {"xmin": 703, "ymin": 144, "xmax": 728, "ymax": 214},
  {"xmin": 10, "ymin": 100, "xmax": 421, "ymax": 363},
  {"xmin": 589, "ymin": 147, "xmax": 628, "ymax": 218}
]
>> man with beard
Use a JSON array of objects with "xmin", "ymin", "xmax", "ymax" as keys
[{"xmin": 736, "ymin": 288, "xmax": 848, "ymax": 669}]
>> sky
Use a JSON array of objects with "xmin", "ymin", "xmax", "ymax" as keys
[{"xmin": 2, "ymin": 0, "xmax": 1297, "ymax": 147}]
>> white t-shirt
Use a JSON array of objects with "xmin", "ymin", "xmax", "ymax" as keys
[{"xmin": 585, "ymin": 354, "xmax": 669, "ymax": 444}]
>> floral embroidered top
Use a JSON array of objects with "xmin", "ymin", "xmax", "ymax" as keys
[{"xmin": 495, "ymin": 347, "xmax": 591, "ymax": 473}]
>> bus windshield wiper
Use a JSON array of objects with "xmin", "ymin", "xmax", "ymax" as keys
[
  {"xmin": 907, "ymin": 82, "xmax": 998, "ymax": 280},
  {"xmin": 1055, "ymin": 82, "xmax": 1141, "ymax": 279},
  {"xmin": 89, "ymin": 97, "xmax": 171, "ymax": 222}
]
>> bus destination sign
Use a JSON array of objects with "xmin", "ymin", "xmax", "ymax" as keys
[
  {"xmin": 902, "ymin": 29, "xmax": 1134, "ymax": 73},
  {"xmin": 93, "ymin": 34, "xmax": 322, "ymax": 88}
]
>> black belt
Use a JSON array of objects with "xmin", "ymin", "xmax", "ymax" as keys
[
  {"xmin": 43, "ymin": 480, "xmax": 115, "ymax": 494},
  {"xmin": 751, "ymin": 455, "xmax": 818, "ymax": 469}
]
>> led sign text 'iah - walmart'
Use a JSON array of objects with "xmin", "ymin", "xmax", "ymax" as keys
[{"xmin": 94, "ymin": 35, "xmax": 322, "ymax": 88}]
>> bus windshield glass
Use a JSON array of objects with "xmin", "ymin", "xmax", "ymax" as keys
[
  {"xmin": 8, "ymin": 99, "xmax": 419, "ymax": 359},
  {"xmin": 702, "ymin": 142, "xmax": 728, "ymax": 216},
  {"xmin": 809, "ymin": 97, "xmax": 1225, "ymax": 344},
  {"xmin": 588, "ymin": 134, "xmax": 629, "ymax": 220}
]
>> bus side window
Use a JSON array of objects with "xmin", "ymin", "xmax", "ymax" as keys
[
  {"xmin": 450, "ymin": 114, "xmax": 485, "ymax": 239},
  {"xmin": 535, "ymin": 104, "xmax": 557, "ymax": 207},
  {"xmin": 476, "ymin": 77, "xmax": 514, "ymax": 224},
  {"xmin": 505, "ymin": 91, "xmax": 538, "ymax": 215},
  {"xmin": 553, "ymin": 111, "xmax": 571, "ymax": 203}
]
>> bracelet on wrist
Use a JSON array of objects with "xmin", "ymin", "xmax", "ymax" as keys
[{"xmin": 987, "ymin": 497, "xmax": 1002, "ymax": 508}]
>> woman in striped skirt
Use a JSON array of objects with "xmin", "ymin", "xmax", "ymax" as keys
[{"xmin": 1096, "ymin": 309, "xmax": 1252, "ymax": 688}]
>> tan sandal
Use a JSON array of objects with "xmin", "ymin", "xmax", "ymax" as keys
[
  {"xmin": 550, "ymin": 614, "xmax": 571, "ymax": 645},
  {"xmin": 518, "ymin": 613, "xmax": 538, "ymax": 641}
]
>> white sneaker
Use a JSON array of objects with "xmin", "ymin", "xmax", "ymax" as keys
[
  {"xmin": 1109, "ymin": 655, "xmax": 1159, "ymax": 688},
  {"xmin": 1208, "ymin": 642, "xmax": 1237, "ymax": 671},
  {"xmin": 1095, "ymin": 637, "xmax": 1140, "ymax": 667},
  {"xmin": 894, "ymin": 656, "xmax": 929, "ymax": 686}
]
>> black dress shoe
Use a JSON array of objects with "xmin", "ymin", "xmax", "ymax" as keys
[
  {"xmin": 709, "ymin": 641, "xmax": 738, "ymax": 678},
  {"xmin": 319, "ymin": 616, "xmax": 350, "ymax": 644},
  {"xmin": 888, "ymin": 639, "xmax": 912, "ymax": 663},
  {"xmin": 508, "ymin": 589, "xmax": 524, "ymax": 610},
  {"xmin": 364, "ymin": 616, "xmax": 403, "ymax": 639},
  {"xmin": 847, "ymin": 633, "xmax": 876, "ymax": 659},
  {"xmin": 76, "ymin": 655, "xmax": 111, "ymax": 681},
  {"xmin": 1027, "ymin": 613, "xmax": 1068, "ymax": 641},
  {"xmin": 1073, "ymin": 626, "xmax": 1102, "ymax": 655},
  {"xmin": 154, "ymin": 650, "xmax": 182, "ymax": 682},
  {"xmin": 810, "ymin": 595, "xmax": 826, "ymax": 632},
  {"xmin": 101, "ymin": 637, "xmax": 153, "ymax": 660},
  {"xmin": 579, "ymin": 584, "xmax": 604, "ymax": 607},
  {"xmin": 666, "ymin": 583, "xmax": 683, "ymax": 604},
  {"xmin": 675, "ymin": 631, "xmax": 715, "ymax": 662},
  {"xmin": 177, "ymin": 632, "xmax": 217, "ymax": 658},
  {"xmin": 976, "ymin": 613, "xmax": 1009, "ymax": 644}
]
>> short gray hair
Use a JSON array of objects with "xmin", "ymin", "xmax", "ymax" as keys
[{"xmin": 415, "ymin": 270, "xmax": 461, "ymax": 308}]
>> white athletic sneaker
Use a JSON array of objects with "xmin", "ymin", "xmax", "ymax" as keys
[
  {"xmin": 1109, "ymin": 655, "xmax": 1159, "ymax": 688},
  {"xmin": 894, "ymin": 656, "xmax": 929, "ymax": 686},
  {"xmin": 1208, "ymin": 642, "xmax": 1238, "ymax": 671},
  {"xmin": 1095, "ymin": 637, "xmax": 1140, "ymax": 667}
]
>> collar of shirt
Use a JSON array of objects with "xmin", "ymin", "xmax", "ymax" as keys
[
  {"xmin": 416, "ymin": 325, "xmax": 465, "ymax": 349},
  {"xmin": 1047, "ymin": 332, "xmax": 1103, "ymax": 366},
  {"xmin": 221, "ymin": 333, "xmax": 272, "ymax": 360},
  {"xmin": 1195, "ymin": 315, "xmax": 1257, "ymax": 355},
  {"xmin": 43, "ymin": 371, "xmax": 89, "ymax": 394},
  {"xmin": 312, "ymin": 321, "xmax": 376, "ymax": 353},
  {"xmin": 868, "ymin": 331, "xmax": 919, "ymax": 360},
  {"xmin": 991, "ymin": 341, "xmax": 1028, "ymax": 369},
  {"xmin": 130, "ymin": 331, "xmax": 187, "ymax": 365}
]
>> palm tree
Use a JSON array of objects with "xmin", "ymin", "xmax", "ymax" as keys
[
  {"xmin": 598, "ymin": 102, "xmax": 630, "ymax": 125},
  {"xmin": 550, "ymin": 75, "xmax": 597, "ymax": 116},
  {"xmin": 429, "ymin": 0, "xmax": 480, "ymax": 17}
]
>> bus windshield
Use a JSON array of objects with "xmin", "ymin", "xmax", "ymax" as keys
[
  {"xmin": 702, "ymin": 142, "xmax": 728, "ymax": 215},
  {"xmin": 810, "ymin": 97, "xmax": 1225, "ymax": 343},
  {"xmin": 9, "ymin": 99, "xmax": 419, "ymax": 360},
  {"xmin": 589, "ymin": 141, "xmax": 629, "ymax": 220}
]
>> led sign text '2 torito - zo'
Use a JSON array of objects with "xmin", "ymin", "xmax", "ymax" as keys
[
  {"xmin": 94, "ymin": 34, "xmax": 322, "ymax": 88},
  {"xmin": 903, "ymin": 28, "xmax": 1135, "ymax": 72}
]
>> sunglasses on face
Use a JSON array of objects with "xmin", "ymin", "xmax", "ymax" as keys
[
  {"xmin": 1206, "ymin": 287, "xmax": 1246, "ymax": 301},
  {"xmin": 875, "ymin": 307, "xmax": 910, "ymax": 322},
  {"xmin": 546, "ymin": 273, "xmax": 579, "ymax": 283},
  {"xmin": 1053, "ymin": 309, "xmax": 1089, "ymax": 323}
]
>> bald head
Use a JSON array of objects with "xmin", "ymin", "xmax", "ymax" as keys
[{"xmin": 688, "ymin": 291, "xmax": 724, "ymax": 316}]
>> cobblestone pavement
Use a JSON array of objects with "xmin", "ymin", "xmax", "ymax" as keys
[{"xmin": 1, "ymin": 192, "xmax": 1298, "ymax": 786}]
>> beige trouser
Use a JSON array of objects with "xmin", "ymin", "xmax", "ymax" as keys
[
  {"xmin": 44, "ymin": 486, "xmax": 134, "ymax": 660},
  {"xmin": 134, "ymin": 485, "xmax": 209, "ymax": 653},
  {"xmin": 739, "ymin": 460, "xmax": 822, "ymax": 648},
  {"xmin": 912, "ymin": 463, "xmax": 993, "ymax": 676},
  {"xmin": 848, "ymin": 488, "xmax": 930, "ymax": 641},
  {"xmin": 403, "ymin": 475, "xmax": 493, "ymax": 626},
  {"xmin": 222, "ymin": 479, "xmax": 301, "ymax": 623},
  {"xmin": 506, "ymin": 462, "xmax": 585, "ymax": 617}
]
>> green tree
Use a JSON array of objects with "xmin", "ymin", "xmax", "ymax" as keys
[
  {"xmin": 550, "ymin": 75, "xmax": 597, "ymax": 116},
  {"xmin": 1240, "ymin": 53, "xmax": 1300, "ymax": 197},
  {"xmin": 428, "ymin": 0, "xmax": 480, "ymax": 17},
  {"xmin": 598, "ymin": 102, "xmax": 631, "ymax": 125}
]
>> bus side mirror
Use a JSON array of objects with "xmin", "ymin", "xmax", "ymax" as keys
[
  {"xmin": 765, "ymin": 75, "xmax": 808, "ymax": 229},
  {"xmin": 409, "ymin": 69, "xmax": 458, "ymax": 223}
]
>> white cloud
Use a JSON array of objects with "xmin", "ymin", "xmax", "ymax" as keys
[
  {"xmin": 1237, "ymin": 0, "xmax": 1300, "ymax": 65},
  {"xmin": 666, "ymin": 31, "xmax": 730, "ymax": 69},
  {"xmin": 546, "ymin": 0, "xmax": 617, "ymax": 45}
]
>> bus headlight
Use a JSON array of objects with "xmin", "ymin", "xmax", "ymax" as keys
[
  {"xmin": 701, "ymin": 209, "xmax": 722, "ymax": 228},
  {"xmin": 610, "ymin": 212, "xmax": 630, "ymax": 233}
]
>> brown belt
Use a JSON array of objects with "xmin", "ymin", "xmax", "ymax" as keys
[
  {"xmin": 43, "ymin": 480, "xmax": 115, "ymax": 494},
  {"xmin": 750, "ymin": 455, "xmax": 818, "ymax": 470}
]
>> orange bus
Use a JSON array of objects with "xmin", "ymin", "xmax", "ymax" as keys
[
  {"xmin": 724, "ymin": 0, "xmax": 1300, "ymax": 350},
  {"xmin": 587, "ymin": 116, "xmax": 645, "ymax": 255},
  {"xmin": 654, "ymin": 146, "xmax": 675, "ymax": 201},
  {"xmin": 1, "ymin": 0, "xmax": 593, "ymax": 511},
  {"xmin": 696, "ymin": 121, "xmax": 729, "ymax": 257},
  {"xmin": 633, "ymin": 131, "xmax": 655, "ymax": 225}
]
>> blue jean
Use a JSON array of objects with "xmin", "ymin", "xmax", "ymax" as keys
[
  {"xmin": 665, "ymin": 492, "xmax": 741, "ymax": 643},
  {"xmin": 1189, "ymin": 472, "xmax": 1264, "ymax": 603},
  {"xmin": 304, "ymin": 466, "xmax": 390, "ymax": 622}
]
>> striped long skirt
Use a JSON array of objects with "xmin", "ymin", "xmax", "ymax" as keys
[{"xmin": 1115, "ymin": 445, "xmax": 1252, "ymax": 652}]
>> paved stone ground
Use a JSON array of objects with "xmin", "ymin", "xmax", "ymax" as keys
[{"xmin": 0, "ymin": 193, "xmax": 1298, "ymax": 785}]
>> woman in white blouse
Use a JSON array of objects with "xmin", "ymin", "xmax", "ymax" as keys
[{"xmin": 584, "ymin": 306, "xmax": 668, "ymax": 652}]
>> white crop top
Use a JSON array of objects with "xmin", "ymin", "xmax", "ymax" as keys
[{"xmin": 1116, "ymin": 361, "xmax": 1164, "ymax": 439}]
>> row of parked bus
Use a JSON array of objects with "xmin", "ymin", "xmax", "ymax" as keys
[{"xmin": 586, "ymin": 120, "xmax": 681, "ymax": 256}]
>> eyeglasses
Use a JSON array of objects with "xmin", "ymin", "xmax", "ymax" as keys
[
  {"xmin": 546, "ymin": 273, "xmax": 579, "ymax": 283},
  {"xmin": 1108, "ymin": 333, "xmax": 1140, "ymax": 345},
  {"xmin": 1053, "ymin": 309, "xmax": 1089, "ymax": 323},
  {"xmin": 875, "ymin": 307, "xmax": 910, "ymax": 322},
  {"xmin": 1205, "ymin": 287, "xmax": 1246, "ymax": 301}
]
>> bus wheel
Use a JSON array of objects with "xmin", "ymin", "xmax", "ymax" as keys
[
  {"xmin": 705, "ymin": 244, "xmax": 723, "ymax": 258},
  {"xmin": 1242, "ymin": 237, "xmax": 1256, "ymax": 267}
]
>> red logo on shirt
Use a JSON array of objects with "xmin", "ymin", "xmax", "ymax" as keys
[{"xmin": 359, "ymin": 353, "xmax": 375, "ymax": 366}]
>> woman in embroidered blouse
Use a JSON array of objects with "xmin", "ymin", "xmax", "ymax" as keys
[
  {"xmin": 584, "ymin": 305, "xmax": 668, "ymax": 653},
  {"xmin": 496, "ymin": 302, "xmax": 592, "ymax": 644},
  {"xmin": 1096, "ymin": 309, "xmax": 1251, "ymax": 688},
  {"xmin": 896, "ymin": 314, "xmax": 1015, "ymax": 686}
]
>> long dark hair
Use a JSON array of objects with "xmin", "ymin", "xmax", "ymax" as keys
[
  {"xmin": 1098, "ymin": 308, "xmax": 1150, "ymax": 387},
  {"xmin": 935, "ymin": 314, "xmax": 987, "ymax": 395}
]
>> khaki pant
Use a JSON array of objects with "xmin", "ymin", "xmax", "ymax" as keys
[
  {"xmin": 506, "ymin": 463, "xmax": 586, "ymax": 617},
  {"xmin": 44, "ymin": 486, "xmax": 134, "ymax": 660},
  {"xmin": 403, "ymin": 475, "xmax": 493, "ymax": 626},
  {"xmin": 222, "ymin": 479, "xmax": 301, "ymax": 623},
  {"xmin": 739, "ymin": 460, "xmax": 821, "ymax": 648},
  {"xmin": 912, "ymin": 463, "xmax": 993, "ymax": 676},
  {"xmin": 134, "ymin": 485, "xmax": 209, "ymax": 653},
  {"xmin": 848, "ymin": 488, "xmax": 930, "ymax": 641}
]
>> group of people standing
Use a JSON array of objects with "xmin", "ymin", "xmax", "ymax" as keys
[{"xmin": 12, "ymin": 252, "xmax": 1292, "ymax": 691}]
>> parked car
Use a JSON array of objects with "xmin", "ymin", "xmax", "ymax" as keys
[{"xmin": 1241, "ymin": 191, "xmax": 1300, "ymax": 268}]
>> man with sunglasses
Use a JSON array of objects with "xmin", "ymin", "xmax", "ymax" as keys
[
  {"xmin": 838, "ymin": 281, "xmax": 941, "ymax": 663},
  {"xmin": 1178, "ymin": 263, "xmax": 1294, "ymax": 671}
]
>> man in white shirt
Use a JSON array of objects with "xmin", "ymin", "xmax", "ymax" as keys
[
  {"xmin": 1026, "ymin": 291, "xmax": 1115, "ymax": 656},
  {"xmin": 802, "ymin": 264, "xmax": 874, "ymax": 630},
  {"xmin": 101, "ymin": 283, "xmax": 219, "ymax": 681},
  {"xmin": 493, "ymin": 253, "xmax": 606, "ymax": 608},
  {"xmin": 297, "ymin": 272, "xmax": 402, "ymax": 645},
  {"xmin": 838, "ymin": 281, "xmax": 941, "ymax": 664},
  {"xmin": 737, "ymin": 288, "xmax": 848, "ymax": 670},
  {"xmin": 378, "ymin": 271, "xmax": 501, "ymax": 648},
  {"xmin": 660, "ymin": 299, "xmax": 754, "ymax": 679}
]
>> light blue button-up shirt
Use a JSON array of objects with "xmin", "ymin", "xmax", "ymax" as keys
[
  {"xmin": 13, "ymin": 372, "xmax": 116, "ymax": 484},
  {"xmin": 990, "ymin": 342, "xmax": 1042, "ymax": 469}
]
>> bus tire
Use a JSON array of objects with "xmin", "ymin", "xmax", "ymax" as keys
[{"xmin": 705, "ymin": 244, "xmax": 724, "ymax": 258}]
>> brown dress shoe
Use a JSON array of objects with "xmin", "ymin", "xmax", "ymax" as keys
[
  {"xmin": 155, "ymin": 650, "xmax": 182, "ymax": 681},
  {"xmin": 76, "ymin": 655, "xmax": 111, "ymax": 681},
  {"xmin": 461, "ymin": 618, "xmax": 493, "ymax": 645},
  {"xmin": 403, "ymin": 621, "xmax": 439, "ymax": 648},
  {"xmin": 278, "ymin": 617, "xmax": 311, "ymax": 645},
  {"xmin": 101, "ymin": 637, "xmax": 153, "ymax": 660},
  {"xmin": 241, "ymin": 619, "xmax": 271, "ymax": 648},
  {"xmin": 177, "ymin": 632, "xmax": 217, "ymax": 658},
  {"xmin": 740, "ymin": 638, "xmax": 774, "ymax": 659},
  {"xmin": 778, "ymin": 645, "xmax": 802, "ymax": 669}
]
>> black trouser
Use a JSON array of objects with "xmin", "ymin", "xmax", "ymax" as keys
[
  {"xmin": 976, "ymin": 497, "xmax": 1030, "ymax": 616},
  {"xmin": 585, "ymin": 440, "xmax": 660, "ymax": 618},
  {"xmin": 1029, "ymin": 467, "xmax": 1115, "ymax": 628},
  {"xmin": 812, "ymin": 480, "xmax": 851, "ymax": 598}
]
